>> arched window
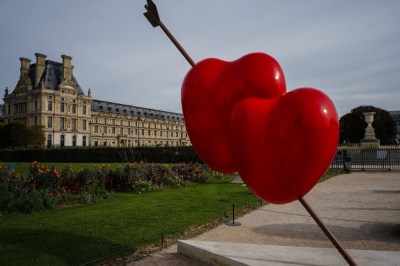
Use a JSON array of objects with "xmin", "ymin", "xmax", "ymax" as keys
[
  {"xmin": 82, "ymin": 136, "xmax": 86, "ymax": 147},
  {"xmin": 72, "ymin": 135, "xmax": 77, "ymax": 146}
]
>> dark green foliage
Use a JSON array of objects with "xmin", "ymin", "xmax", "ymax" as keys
[
  {"xmin": 339, "ymin": 105, "xmax": 397, "ymax": 145},
  {"xmin": 0, "ymin": 146, "xmax": 202, "ymax": 163},
  {"xmin": 0, "ymin": 123, "xmax": 30, "ymax": 147},
  {"xmin": 27, "ymin": 125, "xmax": 46, "ymax": 147},
  {"xmin": 0, "ymin": 123, "xmax": 45, "ymax": 148}
]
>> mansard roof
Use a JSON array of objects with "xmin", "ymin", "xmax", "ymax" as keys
[
  {"xmin": 91, "ymin": 99, "xmax": 184, "ymax": 123},
  {"xmin": 29, "ymin": 60, "xmax": 84, "ymax": 95}
]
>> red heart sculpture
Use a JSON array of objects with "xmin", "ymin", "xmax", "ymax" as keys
[
  {"xmin": 229, "ymin": 88, "xmax": 339, "ymax": 204},
  {"xmin": 181, "ymin": 53, "xmax": 286, "ymax": 173}
]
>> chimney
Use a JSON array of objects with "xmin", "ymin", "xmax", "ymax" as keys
[
  {"xmin": 19, "ymin": 57, "xmax": 31, "ymax": 78},
  {"xmin": 35, "ymin": 53, "xmax": 47, "ymax": 88},
  {"xmin": 61, "ymin": 54, "xmax": 73, "ymax": 82}
]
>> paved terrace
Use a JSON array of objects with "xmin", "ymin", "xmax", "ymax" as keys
[{"xmin": 127, "ymin": 172, "xmax": 400, "ymax": 265}]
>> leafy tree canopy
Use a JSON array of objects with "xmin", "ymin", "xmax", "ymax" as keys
[
  {"xmin": 339, "ymin": 105, "xmax": 396, "ymax": 145},
  {"xmin": 0, "ymin": 123, "xmax": 45, "ymax": 148}
]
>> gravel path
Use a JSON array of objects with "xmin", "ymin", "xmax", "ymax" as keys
[{"xmin": 127, "ymin": 172, "xmax": 400, "ymax": 265}]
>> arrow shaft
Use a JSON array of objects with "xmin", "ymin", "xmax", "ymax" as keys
[
  {"xmin": 145, "ymin": 4, "xmax": 195, "ymax": 67},
  {"xmin": 158, "ymin": 19, "xmax": 195, "ymax": 67},
  {"xmin": 299, "ymin": 197, "xmax": 357, "ymax": 266}
]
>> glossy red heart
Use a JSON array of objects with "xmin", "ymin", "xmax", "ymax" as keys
[
  {"xmin": 181, "ymin": 53, "xmax": 286, "ymax": 173},
  {"xmin": 229, "ymin": 88, "xmax": 339, "ymax": 204}
]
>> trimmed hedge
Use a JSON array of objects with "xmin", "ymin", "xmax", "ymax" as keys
[{"xmin": 0, "ymin": 146, "xmax": 202, "ymax": 164}]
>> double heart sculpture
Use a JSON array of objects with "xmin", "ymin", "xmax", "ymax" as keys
[
  {"xmin": 182, "ymin": 53, "xmax": 339, "ymax": 204},
  {"xmin": 144, "ymin": 2, "xmax": 358, "ymax": 264}
]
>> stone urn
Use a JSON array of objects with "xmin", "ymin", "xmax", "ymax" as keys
[{"xmin": 361, "ymin": 112, "xmax": 380, "ymax": 146}]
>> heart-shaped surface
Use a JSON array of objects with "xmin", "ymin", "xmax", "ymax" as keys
[
  {"xmin": 229, "ymin": 88, "xmax": 339, "ymax": 204},
  {"xmin": 181, "ymin": 53, "xmax": 286, "ymax": 173}
]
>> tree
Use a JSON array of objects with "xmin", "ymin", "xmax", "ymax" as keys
[
  {"xmin": 339, "ymin": 105, "xmax": 397, "ymax": 145},
  {"xmin": 28, "ymin": 125, "xmax": 45, "ymax": 147},
  {"xmin": 0, "ymin": 123, "xmax": 45, "ymax": 148},
  {"xmin": 0, "ymin": 123, "xmax": 30, "ymax": 147}
]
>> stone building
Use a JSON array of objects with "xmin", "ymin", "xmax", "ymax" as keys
[
  {"xmin": 0, "ymin": 104, "xmax": 3, "ymax": 123},
  {"xmin": 2, "ymin": 53, "xmax": 190, "ymax": 147},
  {"xmin": 389, "ymin": 110, "xmax": 400, "ymax": 140}
]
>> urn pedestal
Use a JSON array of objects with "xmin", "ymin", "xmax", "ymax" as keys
[{"xmin": 361, "ymin": 112, "xmax": 380, "ymax": 146}]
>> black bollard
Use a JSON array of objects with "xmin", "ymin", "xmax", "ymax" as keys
[{"xmin": 225, "ymin": 204, "xmax": 241, "ymax": 226}]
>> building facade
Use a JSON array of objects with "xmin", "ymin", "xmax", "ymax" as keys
[
  {"xmin": 2, "ymin": 53, "xmax": 190, "ymax": 148},
  {"xmin": 389, "ymin": 111, "xmax": 400, "ymax": 140}
]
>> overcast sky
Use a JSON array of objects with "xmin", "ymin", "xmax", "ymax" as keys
[{"xmin": 1, "ymin": 0, "xmax": 399, "ymax": 117}]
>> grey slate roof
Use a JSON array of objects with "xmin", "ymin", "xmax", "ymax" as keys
[
  {"xmin": 91, "ymin": 99, "xmax": 184, "ymax": 122},
  {"xmin": 29, "ymin": 61, "xmax": 85, "ymax": 95}
]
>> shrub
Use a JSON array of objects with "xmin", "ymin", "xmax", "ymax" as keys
[
  {"xmin": 95, "ymin": 164, "xmax": 116, "ymax": 191},
  {"xmin": 0, "ymin": 146, "xmax": 202, "ymax": 163},
  {"xmin": 28, "ymin": 161, "xmax": 61, "ymax": 191},
  {"xmin": 76, "ymin": 169, "xmax": 98, "ymax": 192},
  {"xmin": 59, "ymin": 165, "xmax": 78, "ymax": 193},
  {"xmin": 0, "ymin": 167, "xmax": 26, "ymax": 212},
  {"xmin": 164, "ymin": 175, "xmax": 186, "ymax": 188},
  {"xmin": 131, "ymin": 179, "xmax": 153, "ymax": 194}
]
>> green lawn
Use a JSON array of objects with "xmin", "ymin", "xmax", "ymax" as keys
[{"xmin": 0, "ymin": 182, "xmax": 259, "ymax": 266}]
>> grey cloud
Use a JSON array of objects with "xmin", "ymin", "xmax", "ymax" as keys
[{"xmin": 1, "ymin": 0, "xmax": 399, "ymax": 118}]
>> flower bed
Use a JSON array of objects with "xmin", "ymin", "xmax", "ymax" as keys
[{"xmin": 0, "ymin": 162, "xmax": 224, "ymax": 213}]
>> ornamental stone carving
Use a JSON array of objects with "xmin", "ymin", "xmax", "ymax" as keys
[{"xmin": 361, "ymin": 112, "xmax": 380, "ymax": 146}]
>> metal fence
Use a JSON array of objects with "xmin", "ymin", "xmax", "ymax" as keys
[{"xmin": 331, "ymin": 146, "xmax": 400, "ymax": 171}]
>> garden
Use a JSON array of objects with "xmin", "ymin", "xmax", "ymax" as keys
[
  {"xmin": 0, "ymin": 161, "xmax": 262, "ymax": 265},
  {"xmin": 0, "ymin": 161, "xmax": 225, "ymax": 213},
  {"xmin": 0, "ymin": 162, "xmax": 341, "ymax": 265}
]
